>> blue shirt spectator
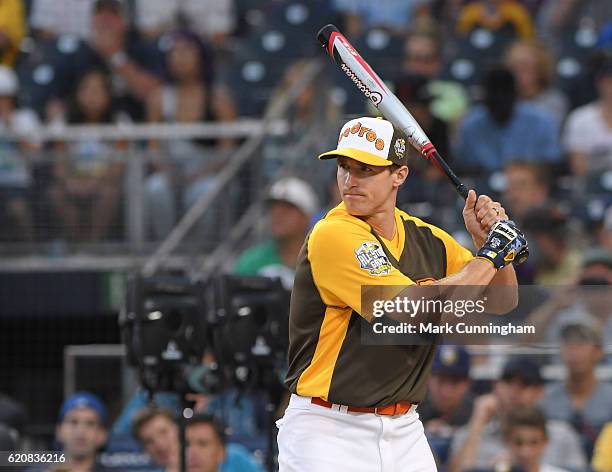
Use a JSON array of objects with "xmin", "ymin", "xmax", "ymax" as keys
[
  {"xmin": 457, "ymin": 102, "xmax": 561, "ymax": 172},
  {"xmin": 110, "ymin": 388, "xmax": 267, "ymax": 450},
  {"xmin": 332, "ymin": 0, "xmax": 432, "ymax": 37},
  {"xmin": 456, "ymin": 67, "xmax": 561, "ymax": 173}
]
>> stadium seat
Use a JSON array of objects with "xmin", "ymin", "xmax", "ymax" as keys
[
  {"xmin": 555, "ymin": 26, "xmax": 599, "ymax": 100},
  {"xmin": 353, "ymin": 29, "xmax": 405, "ymax": 83},
  {"xmin": 220, "ymin": 52, "xmax": 285, "ymax": 117}
]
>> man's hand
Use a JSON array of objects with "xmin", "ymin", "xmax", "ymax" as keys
[
  {"xmin": 477, "ymin": 220, "xmax": 529, "ymax": 270},
  {"xmin": 471, "ymin": 393, "xmax": 499, "ymax": 425},
  {"xmin": 463, "ymin": 190, "xmax": 508, "ymax": 248}
]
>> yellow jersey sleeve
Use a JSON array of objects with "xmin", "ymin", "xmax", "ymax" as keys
[
  {"xmin": 308, "ymin": 218, "xmax": 415, "ymax": 321},
  {"xmin": 592, "ymin": 422, "xmax": 612, "ymax": 472}
]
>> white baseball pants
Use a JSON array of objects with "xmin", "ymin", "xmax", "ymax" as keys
[{"xmin": 277, "ymin": 394, "xmax": 437, "ymax": 472}]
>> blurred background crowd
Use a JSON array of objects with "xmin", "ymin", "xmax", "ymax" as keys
[{"xmin": 0, "ymin": 0, "xmax": 611, "ymax": 471}]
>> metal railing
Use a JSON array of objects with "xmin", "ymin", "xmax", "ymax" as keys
[{"xmin": 0, "ymin": 59, "xmax": 327, "ymax": 273}]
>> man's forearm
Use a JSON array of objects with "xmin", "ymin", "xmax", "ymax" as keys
[
  {"xmin": 483, "ymin": 265, "xmax": 518, "ymax": 314},
  {"xmin": 435, "ymin": 258, "xmax": 497, "ymax": 286}
]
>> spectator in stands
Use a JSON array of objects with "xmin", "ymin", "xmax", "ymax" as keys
[
  {"xmin": 144, "ymin": 30, "xmax": 237, "ymax": 240},
  {"xmin": 402, "ymin": 30, "xmax": 468, "ymax": 123},
  {"xmin": 563, "ymin": 57, "xmax": 612, "ymax": 176},
  {"xmin": 504, "ymin": 40, "xmax": 569, "ymax": 120},
  {"xmin": 40, "ymin": 0, "xmax": 163, "ymax": 124},
  {"xmin": 456, "ymin": 0, "xmax": 535, "ymax": 40},
  {"xmin": 522, "ymin": 248, "xmax": 612, "ymax": 348},
  {"xmin": 48, "ymin": 68, "xmax": 125, "ymax": 241},
  {"xmin": 521, "ymin": 205, "xmax": 581, "ymax": 285},
  {"xmin": 502, "ymin": 161, "xmax": 551, "ymax": 225},
  {"xmin": 0, "ymin": 0, "xmax": 24, "ymax": 67},
  {"xmin": 420, "ymin": 346, "xmax": 473, "ymax": 431},
  {"xmin": 29, "ymin": 0, "xmax": 96, "ymax": 40},
  {"xmin": 263, "ymin": 60, "xmax": 340, "ymax": 183},
  {"xmin": 51, "ymin": 392, "xmax": 109, "ymax": 472},
  {"xmin": 132, "ymin": 406, "xmax": 180, "ymax": 472},
  {"xmin": 456, "ymin": 66, "xmax": 562, "ymax": 173},
  {"xmin": 538, "ymin": 0, "xmax": 612, "ymax": 52},
  {"xmin": 0, "ymin": 66, "xmax": 39, "ymax": 241},
  {"xmin": 186, "ymin": 414, "xmax": 264, "ymax": 472},
  {"xmin": 132, "ymin": 408, "xmax": 264, "ymax": 472},
  {"xmin": 542, "ymin": 322, "xmax": 612, "ymax": 458},
  {"xmin": 0, "ymin": 424, "xmax": 16, "ymax": 450},
  {"xmin": 593, "ymin": 421, "xmax": 612, "ymax": 472},
  {"xmin": 449, "ymin": 358, "xmax": 587, "ymax": 472},
  {"xmin": 500, "ymin": 406, "xmax": 569, "ymax": 472},
  {"xmin": 419, "ymin": 346, "xmax": 473, "ymax": 465},
  {"xmin": 135, "ymin": 0, "xmax": 236, "ymax": 47},
  {"xmin": 396, "ymin": 74, "xmax": 451, "ymax": 168},
  {"xmin": 234, "ymin": 177, "xmax": 318, "ymax": 290},
  {"xmin": 0, "ymin": 393, "xmax": 26, "ymax": 444},
  {"xmin": 600, "ymin": 208, "xmax": 612, "ymax": 250},
  {"xmin": 332, "ymin": 0, "xmax": 433, "ymax": 38}
]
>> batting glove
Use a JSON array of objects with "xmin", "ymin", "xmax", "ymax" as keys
[{"xmin": 477, "ymin": 220, "xmax": 529, "ymax": 270}]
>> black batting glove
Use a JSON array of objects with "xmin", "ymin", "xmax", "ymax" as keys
[{"xmin": 477, "ymin": 220, "xmax": 529, "ymax": 270}]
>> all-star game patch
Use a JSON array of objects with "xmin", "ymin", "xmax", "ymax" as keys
[{"xmin": 355, "ymin": 241, "xmax": 392, "ymax": 276}]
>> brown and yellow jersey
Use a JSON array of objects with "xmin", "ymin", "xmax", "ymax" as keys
[{"xmin": 284, "ymin": 202, "xmax": 473, "ymax": 407}]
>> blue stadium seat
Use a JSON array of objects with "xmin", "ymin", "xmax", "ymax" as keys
[
  {"xmin": 258, "ymin": 0, "xmax": 336, "ymax": 58},
  {"xmin": 220, "ymin": 52, "xmax": 285, "ymax": 117},
  {"xmin": 353, "ymin": 29, "xmax": 405, "ymax": 83},
  {"xmin": 441, "ymin": 27, "xmax": 516, "ymax": 87},
  {"xmin": 555, "ymin": 26, "xmax": 599, "ymax": 100},
  {"xmin": 16, "ymin": 35, "xmax": 88, "ymax": 115}
]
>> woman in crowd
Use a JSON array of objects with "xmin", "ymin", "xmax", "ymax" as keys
[
  {"xmin": 505, "ymin": 39, "xmax": 569, "ymax": 120},
  {"xmin": 145, "ymin": 30, "xmax": 237, "ymax": 240},
  {"xmin": 48, "ymin": 68, "xmax": 126, "ymax": 242}
]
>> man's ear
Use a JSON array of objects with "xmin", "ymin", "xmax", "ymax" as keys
[
  {"xmin": 56, "ymin": 424, "xmax": 64, "ymax": 444},
  {"xmin": 96, "ymin": 427, "xmax": 108, "ymax": 449},
  {"xmin": 393, "ymin": 166, "xmax": 409, "ymax": 187}
]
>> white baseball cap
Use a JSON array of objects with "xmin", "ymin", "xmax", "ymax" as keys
[
  {"xmin": 319, "ymin": 116, "xmax": 409, "ymax": 166},
  {"xmin": 0, "ymin": 66, "xmax": 18, "ymax": 97},
  {"xmin": 268, "ymin": 177, "xmax": 319, "ymax": 216}
]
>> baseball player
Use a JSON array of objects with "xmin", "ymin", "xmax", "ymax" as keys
[{"xmin": 276, "ymin": 116, "xmax": 528, "ymax": 471}]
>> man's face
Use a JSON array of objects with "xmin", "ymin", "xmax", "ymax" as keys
[
  {"xmin": 597, "ymin": 74, "xmax": 612, "ymax": 104},
  {"xmin": 186, "ymin": 423, "xmax": 225, "ymax": 472},
  {"xmin": 503, "ymin": 167, "xmax": 547, "ymax": 218},
  {"xmin": 337, "ymin": 157, "xmax": 407, "ymax": 217},
  {"xmin": 561, "ymin": 340, "xmax": 602, "ymax": 376},
  {"xmin": 506, "ymin": 426, "xmax": 548, "ymax": 469},
  {"xmin": 57, "ymin": 408, "xmax": 107, "ymax": 460},
  {"xmin": 428, "ymin": 374, "xmax": 470, "ymax": 415},
  {"xmin": 269, "ymin": 201, "xmax": 309, "ymax": 241},
  {"xmin": 403, "ymin": 36, "xmax": 440, "ymax": 78},
  {"xmin": 494, "ymin": 379, "xmax": 542, "ymax": 411},
  {"xmin": 578, "ymin": 263, "xmax": 612, "ymax": 317},
  {"xmin": 92, "ymin": 4, "xmax": 126, "ymax": 36},
  {"xmin": 139, "ymin": 415, "xmax": 179, "ymax": 468}
]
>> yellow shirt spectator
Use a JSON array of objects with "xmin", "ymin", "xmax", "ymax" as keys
[
  {"xmin": 0, "ymin": 0, "xmax": 25, "ymax": 66},
  {"xmin": 457, "ymin": 0, "xmax": 534, "ymax": 40},
  {"xmin": 593, "ymin": 422, "xmax": 612, "ymax": 472}
]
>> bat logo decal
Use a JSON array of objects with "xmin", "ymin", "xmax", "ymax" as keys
[{"xmin": 340, "ymin": 63, "xmax": 383, "ymax": 108}]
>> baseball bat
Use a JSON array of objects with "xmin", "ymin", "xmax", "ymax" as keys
[{"xmin": 317, "ymin": 24, "xmax": 468, "ymax": 200}]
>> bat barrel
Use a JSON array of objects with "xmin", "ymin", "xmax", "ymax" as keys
[{"xmin": 317, "ymin": 24, "xmax": 339, "ymax": 49}]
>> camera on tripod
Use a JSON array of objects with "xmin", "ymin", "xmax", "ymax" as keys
[{"xmin": 119, "ymin": 272, "xmax": 290, "ymax": 397}]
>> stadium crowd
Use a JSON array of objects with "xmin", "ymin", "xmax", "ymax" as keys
[{"xmin": 0, "ymin": 0, "xmax": 611, "ymax": 471}]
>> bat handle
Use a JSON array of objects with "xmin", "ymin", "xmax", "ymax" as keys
[
  {"xmin": 428, "ymin": 150, "xmax": 469, "ymax": 200},
  {"xmin": 317, "ymin": 24, "xmax": 339, "ymax": 49},
  {"xmin": 455, "ymin": 183, "xmax": 469, "ymax": 200}
]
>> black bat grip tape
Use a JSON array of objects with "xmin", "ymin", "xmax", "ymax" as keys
[{"xmin": 317, "ymin": 24, "xmax": 339, "ymax": 48}]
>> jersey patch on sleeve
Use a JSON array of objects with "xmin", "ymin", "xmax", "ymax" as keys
[{"xmin": 355, "ymin": 241, "xmax": 392, "ymax": 276}]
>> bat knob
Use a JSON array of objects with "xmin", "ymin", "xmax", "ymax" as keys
[
  {"xmin": 317, "ymin": 24, "xmax": 339, "ymax": 48},
  {"xmin": 456, "ymin": 184, "xmax": 469, "ymax": 200}
]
